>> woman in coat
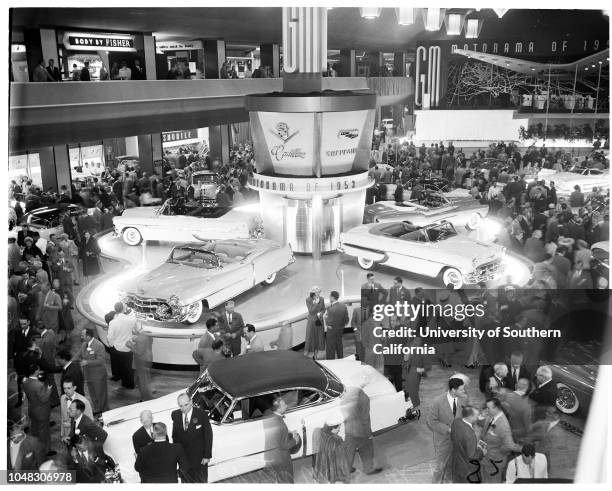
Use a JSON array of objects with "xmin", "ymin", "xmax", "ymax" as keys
[
  {"xmin": 79, "ymin": 230, "xmax": 101, "ymax": 283},
  {"xmin": 304, "ymin": 286, "xmax": 326, "ymax": 359}
]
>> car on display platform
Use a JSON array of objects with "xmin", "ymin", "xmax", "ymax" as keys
[
  {"xmin": 190, "ymin": 170, "xmax": 221, "ymax": 206},
  {"xmin": 119, "ymin": 238, "xmax": 294, "ymax": 324},
  {"xmin": 113, "ymin": 198, "xmax": 262, "ymax": 246},
  {"xmin": 20, "ymin": 204, "xmax": 90, "ymax": 239},
  {"xmin": 550, "ymin": 362, "xmax": 598, "ymax": 416},
  {"xmin": 338, "ymin": 220, "xmax": 506, "ymax": 288},
  {"xmin": 100, "ymin": 351, "xmax": 412, "ymax": 483},
  {"xmin": 538, "ymin": 166, "xmax": 610, "ymax": 194},
  {"xmin": 363, "ymin": 189, "xmax": 489, "ymax": 231}
]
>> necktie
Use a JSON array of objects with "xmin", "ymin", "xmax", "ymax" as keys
[
  {"xmin": 228, "ymin": 313, "xmax": 232, "ymax": 324},
  {"xmin": 184, "ymin": 414, "xmax": 189, "ymax": 431},
  {"xmin": 484, "ymin": 418, "xmax": 492, "ymax": 435},
  {"xmin": 513, "ymin": 368, "xmax": 518, "ymax": 384},
  {"xmin": 452, "ymin": 398, "xmax": 457, "ymax": 417}
]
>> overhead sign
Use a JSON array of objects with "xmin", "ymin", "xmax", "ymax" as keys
[
  {"xmin": 320, "ymin": 110, "xmax": 368, "ymax": 175},
  {"xmin": 162, "ymin": 130, "xmax": 198, "ymax": 144},
  {"xmin": 157, "ymin": 40, "xmax": 203, "ymax": 51},
  {"xmin": 62, "ymin": 32, "xmax": 136, "ymax": 52}
]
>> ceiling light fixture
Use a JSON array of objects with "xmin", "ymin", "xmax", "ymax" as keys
[
  {"xmin": 359, "ymin": 7, "xmax": 382, "ymax": 20},
  {"xmin": 396, "ymin": 8, "xmax": 415, "ymax": 26},
  {"xmin": 422, "ymin": 8, "xmax": 446, "ymax": 31},
  {"xmin": 493, "ymin": 9, "xmax": 509, "ymax": 18},
  {"xmin": 444, "ymin": 13, "xmax": 464, "ymax": 35},
  {"xmin": 465, "ymin": 18, "xmax": 483, "ymax": 39}
]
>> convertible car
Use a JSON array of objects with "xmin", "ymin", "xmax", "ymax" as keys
[
  {"xmin": 338, "ymin": 220, "xmax": 506, "ymax": 288},
  {"xmin": 100, "ymin": 351, "xmax": 412, "ymax": 483},
  {"xmin": 119, "ymin": 239, "xmax": 294, "ymax": 324},
  {"xmin": 363, "ymin": 190, "xmax": 488, "ymax": 230},
  {"xmin": 113, "ymin": 199, "xmax": 262, "ymax": 246},
  {"xmin": 538, "ymin": 166, "xmax": 610, "ymax": 194}
]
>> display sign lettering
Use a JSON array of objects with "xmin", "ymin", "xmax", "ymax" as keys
[
  {"xmin": 249, "ymin": 172, "xmax": 372, "ymax": 195},
  {"xmin": 282, "ymin": 7, "xmax": 327, "ymax": 74},
  {"xmin": 415, "ymin": 45, "xmax": 442, "ymax": 109},
  {"xmin": 162, "ymin": 130, "xmax": 198, "ymax": 143},
  {"xmin": 320, "ymin": 110, "xmax": 369, "ymax": 174},
  {"xmin": 63, "ymin": 32, "xmax": 136, "ymax": 52},
  {"xmin": 156, "ymin": 40, "xmax": 204, "ymax": 51}
]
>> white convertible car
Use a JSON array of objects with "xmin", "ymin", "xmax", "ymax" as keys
[
  {"xmin": 538, "ymin": 166, "xmax": 610, "ymax": 194},
  {"xmin": 119, "ymin": 239, "xmax": 294, "ymax": 324},
  {"xmin": 363, "ymin": 190, "xmax": 488, "ymax": 230},
  {"xmin": 339, "ymin": 220, "xmax": 506, "ymax": 288},
  {"xmin": 113, "ymin": 199, "xmax": 262, "ymax": 246},
  {"xmin": 101, "ymin": 351, "xmax": 412, "ymax": 483}
]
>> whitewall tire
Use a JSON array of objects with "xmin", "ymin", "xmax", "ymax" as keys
[
  {"xmin": 122, "ymin": 227, "xmax": 143, "ymax": 246},
  {"xmin": 442, "ymin": 267, "xmax": 464, "ymax": 289},
  {"xmin": 556, "ymin": 383, "xmax": 580, "ymax": 414},
  {"xmin": 466, "ymin": 213, "xmax": 482, "ymax": 231},
  {"xmin": 262, "ymin": 272, "xmax": 277, "ymax": 285},
  {"xmin": 357, "ymin": 256, "xmax": 375, "ymax": 270}
]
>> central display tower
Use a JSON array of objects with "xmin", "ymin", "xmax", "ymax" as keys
[{"xmin": 246, "ymin": 7, "xmax": 376, "ymax": 258}]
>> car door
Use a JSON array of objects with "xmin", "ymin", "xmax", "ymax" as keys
[
  {"xmin": 252, "ymin": 245, "xmax": 291, "ymax": 283},
  {"xmin": 385, "ymin": 232, "xmax": 441, "ymax": 277}
]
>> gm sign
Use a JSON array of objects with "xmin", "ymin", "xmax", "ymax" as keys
[
  {"xmin": 415, "ymin": 46, "xmax": 442, "ymax": 109},
  {"xmin": 282, "ymin": 7, "xmax": 327, "ymax": 74}
]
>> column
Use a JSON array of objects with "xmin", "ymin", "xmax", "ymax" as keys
[
  {"xmin": 125, "ymin": 136, "xmax": 139, "ymax": 157},
  {"xmin": 393, "ymin": 52, "xmax": 407, "ymax": 77},
  {"xmin": 260, "ymin": 43, "xmax": 280, "ymax": 78},
  {"xmin": 338, "ymin": 49, "xmax": 356, "ymax": 77},
  {"xmin": 137, "ymin": 135, "xmax": 154, "ymax": 174},
  {"xmin": 209, "ymin": 125, "xmax": 230, "ymax": 163},
  {"xmin": 368, "ymin": 51, "xmax": 383, "ymax": 76},
  {"xmin": 151, "ymin": 134, "xmax": 163, "ymax": 174},
  {"xmin": 203, "ymin": 40, "xmax": 226, "ymax": 79},
  {"xmin": 102, "ymin": 138, "xmax": 127, "ymax": 165},
  {"xmin": 38, "ymin": 146, "xmax": 58, "ymax": 193},
  {"xmin": 23, "ymin": 29, "xmax": 43, "ymax": 81},
  {"xmin": 40, "ymin": 28, "xmax": 59, "ymax": 68},
  {"xmin": 53, "ymin": 145, "xmax": 71, "ymax": 196},
  {"xmin": 143, "ymin": 35, "xmax": 157, "ymax": 80}
]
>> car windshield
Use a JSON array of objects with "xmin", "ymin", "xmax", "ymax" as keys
[
  {"xmin": 188, "ymin": 373, "xmax": 234, "ymax": 423},
  {"xmin": 400, "ymin": 221, "xmax": 458, "ymax": 242},
  {"xmin": 168, "ymin": 248, "xmax": 220, "ymax": 269},
  {"xmin": 159, "ymin": 199, "xmax": 231, "ymax": 218}
]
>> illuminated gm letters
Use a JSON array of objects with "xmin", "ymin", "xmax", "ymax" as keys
[
  {"xmin": 282, "ymin": 7, "xmax": 327, "ymax": 74},
  {"xmin": 415, "ymin": 45, "xmax": 442, "ymax": 109}
]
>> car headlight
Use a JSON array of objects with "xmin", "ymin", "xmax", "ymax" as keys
[{"xmin": 168, "ymin": 295, "xmax": 181, "ymax": 306}]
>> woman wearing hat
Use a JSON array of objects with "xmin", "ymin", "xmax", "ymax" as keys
[
  {"xmin": 313, "ymin": 412, "xmax": 351, "ymax": 483},
  {"xmin": 305, "ymin": 286, "xmax": 326, "ymax": 359}
]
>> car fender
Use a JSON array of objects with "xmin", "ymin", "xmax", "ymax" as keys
[{"xmin": 340, "ymin": 244, "xmax": 387, "ymax": 263}]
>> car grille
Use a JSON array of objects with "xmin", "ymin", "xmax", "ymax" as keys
[
  {"xmin": 464, "ymin": 258, "xmax": 504, "ymax": 283},
  {"xmin": 122, "ymin": 294, "xmax": 174, "ymax": 321}
]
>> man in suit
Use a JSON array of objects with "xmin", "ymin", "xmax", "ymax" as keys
[
  {"xmin": 56, "ymin": 349, "xmax": 84, "ymax": 396},
  {"xmin": 60, "ymin": 378, "xmax": 93, "ymax": 443},
  {"xmin": 480, "ymin": 397, "xmax": 522, "ymax": 483},
  {"xmin": 505, "ymin": 351, "xmax": 531, "ymax": 391},
  {"xmin": 387, "ymin": 276, "xmax": 410, "ymax": 305},
  {"xmin": 131, "ymin": 59, "xmax": 146, "ymax": 80},
  {"xmin": 67, "ymin": 399, "xmax": 108, "ymax": 446},
  {"xmin": 46, "ymin": 58, "xmax": 61, "ymax": 82},
  {"xmin": 79, "ymin": 328, "xmax": 108, "ymax": 414},
  {"xmin": 69, "ymin": 435, "xmax": 106, "ymax": 483},
  {"xmin": 135, "ymin": 422, "xmax": 188, "ymax": 483},
  {"xmin": 426, "ymin": 377, "xmax": 466, "ymax": 483},
  {"xmin": 38, "ymin": 325, "xmax": 61, "ymax": 407},
  {"xmin": 127, "ymin": 325, "xmax": 154, "ymax": 402},
  {"xmin": 218, "ymin": 300, "xmax": 245, "ymax": 357},
  {"xmin": 8, "ymin": 423, "xmax": 44, "ymax": 471},
  {"xmin": 486, "ymin": 362, "xmax": 509, "ymax": 398},
  {"xmin": 529, "ymin": 365, "xmax": 558, "ymax": 408},
  {"xmin": 501, "ymin": 378, "xmax": 532, "ymax": 441},
  {"xmin": 22, "ymin": 364, "xmax": 53, "ymax": 456},
  {"xmin": 505, "ymin": 443, "xmax": 548, "ymax": 482},
  {"xmin": 450, "ymin": 406, "xmax": 486, "ymax": 483},
  {"xmin": 263, "ymin": 395, "xmax": 300, "ymax": 483},
  {"xmin": 324, "ymin": 290, "xmax": 349, "ymax": 360},
  {"xmin": 132, "ymin": 409, "xmax": 169, "ymax": 456},
  {"xmin": 360, "ymin": 273, "xmax": 385, "ymax": 314},
  {"xmin": 13, "ymin": 323, "xmax": 39, "ymax": 406},
  {"xmin": 529, "ymin": 407, "xmax": 565, "ymax": 476},
  {"xmin": 171, "ymin": 392, "xmax": 213, "ymax": 482},
  {"xmin": 341, "ymin": 378, "xmax": 383, "ymax": 475},
  {"xmin": 244, "ymin": 324, "xmax": 265, "ymax": 353}
]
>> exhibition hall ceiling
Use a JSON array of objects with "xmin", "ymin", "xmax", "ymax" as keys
[{"xmin": 10, "ymin": 7, "xmax": 609, "ymax": 52}]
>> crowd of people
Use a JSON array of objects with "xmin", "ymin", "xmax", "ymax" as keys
[
  {"xmin": 6, "ymin": 138, "xmax": 607, "ymax": 483},
  {"xmin": 367, "ymin": 139, "xmax": 609, "ymax": 290},
  {"xmin": 32, "ymin": 58, "xmax": 147, "ymax": 82}
]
